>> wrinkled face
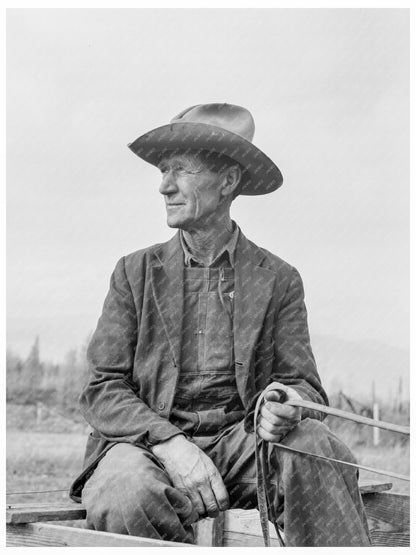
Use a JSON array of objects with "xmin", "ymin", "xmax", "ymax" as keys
[{"xmin": 158, "ymin": 153, "xmax": 225, "ymax": 230}]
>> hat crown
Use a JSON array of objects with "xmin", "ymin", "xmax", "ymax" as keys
[
  {"xmin": 128, "ymin": 102, "xmax": 283, "ymax": 195},
  {"xmin": 170, "ymin": 103, "xmax": 255, "ymax": 142}
]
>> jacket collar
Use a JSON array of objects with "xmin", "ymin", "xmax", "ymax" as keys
[
  {"xmin": 153, "ymin": 232, "xmax": 184, "ymax": 266},
  {"xmin": 152, "ymin": 227, "xmax": 268, "ymax": 268},
  {"xmin": 179, "ymin": 222, "xmax": 240, "ymax": 268}
]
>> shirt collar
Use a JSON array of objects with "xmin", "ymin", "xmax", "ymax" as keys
[{"xmin": 180, "ymin": 222, "xmax": 240, "ymax": 268}]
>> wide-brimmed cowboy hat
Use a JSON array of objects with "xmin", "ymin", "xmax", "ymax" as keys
[{"xmin": 128, "ymin": 103, "xmax": 283, "ymax": 196}]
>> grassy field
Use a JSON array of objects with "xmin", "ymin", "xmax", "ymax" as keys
[
  {"xmin": 7, "ymin": 431, "xmax": 87, "ymax": 505},
  {"xmin": 324, "ymin": 415, "xmax": 410, "ymax": 494},
  {"xmin": 6, "ymin": 403, "xmax": 409, "ymax": 509},
  {"xmin": 6, "ymin": 403, "xmax": 88, "ymax": 505}
]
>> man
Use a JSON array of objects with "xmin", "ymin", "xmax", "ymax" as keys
[{"xmin": 70, "ymin": 103, "xmax": 371, "ymax": 546}]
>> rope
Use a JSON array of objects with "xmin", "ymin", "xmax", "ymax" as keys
[
  {"xmin": 254, "ymin": 383, "xmax": 410, "ymax": 548},
  {"xmin": 272, "ymin": 442, "xmax": 410, "ymax": 482},
  {"xmin": 254, "ymin": 387, "xmax": 285, "ymax": 547}
]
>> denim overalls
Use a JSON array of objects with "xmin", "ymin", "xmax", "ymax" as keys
[{"xmin": 170, "ymin": 230, "xmax": 245, "ymax": 435}]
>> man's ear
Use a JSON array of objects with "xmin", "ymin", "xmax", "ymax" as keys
[{"xmin": 220, "ymin": 165, "xmax": 242, "ymax": 199}]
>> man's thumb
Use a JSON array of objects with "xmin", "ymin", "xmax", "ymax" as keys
[{"xmin": 265, "ymin": 389, "xmax": 287, "ymax": 403}]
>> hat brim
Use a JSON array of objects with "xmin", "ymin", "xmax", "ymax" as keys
[{"xmin": 128, "ymin": 122, "xmax": 283, "ymax": 196}]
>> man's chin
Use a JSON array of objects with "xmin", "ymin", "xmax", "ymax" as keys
[
  {"xmin": 166, "ymin": 213, "xmax": 196, "ymax": 231},
  {"xmin": 166, "ymin": 217, "xmax": 184, "ymax": 229},
  {"xmin": 166, "ymin": 211, "xmax": 195, "ymax": 228}
]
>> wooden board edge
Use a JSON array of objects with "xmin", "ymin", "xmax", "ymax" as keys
[{"xmin": 6, "ymin": 522, "xmax": 191, "ymax": 547}]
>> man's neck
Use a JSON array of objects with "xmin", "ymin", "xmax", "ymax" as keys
[{"xmin": 181, "ymin": 218, "xmax": 234, "ymax": 267}]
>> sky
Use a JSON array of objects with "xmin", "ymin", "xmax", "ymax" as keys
[{"xmin": 7, "ymin": 9, "xmax": 409, "ymax": 375}]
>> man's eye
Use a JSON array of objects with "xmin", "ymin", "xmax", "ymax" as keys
[{"xmin": 159, "ymin": 164, "xmax": 198, "ymax": 175}]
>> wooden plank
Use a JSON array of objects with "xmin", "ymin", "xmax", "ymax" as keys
[
  {"xmin": 6, "ymin": 522, "xmax": 191, "ymax": 547},
  {"xmin": 224, "ymin": 490, "xmax": 405, "ymax": 548},
  {"xmin": 224, "ymin": 508, "xmax": 279, "ymax": 539},
  {"xmin": 224, "ymin": 531, "xmax": 282, "ymax": 547},
  {"xmin": 363, "ymin": 492, "xmax": 410, "ymax": 547},
  {"xmin": 358, "ymin": 480, "xmax": 392, "ymax": 494},
  {"xmin": 7, "ymin": 503, "xmax": 86, "ymax": 524},
  {"xmin": 193, "ymin": 512, "xmax": 225, "ymax": 546},
  {"xmin": 369, "ymin": 531, "xmax": 410, "ymax": 547},
  {"xmin": 5, "ymin": 480, "xmax": 400, "ymax": 548},
  {"xmin": 6, "ymin": 480, "xmax": 389, "ymax": 524}
]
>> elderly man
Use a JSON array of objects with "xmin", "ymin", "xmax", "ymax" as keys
[{"xmin": 70, "ymin": 104, "xmax": 371, "ymax": 546}]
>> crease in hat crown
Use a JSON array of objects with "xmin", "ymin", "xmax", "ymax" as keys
[
  {"xmin": 128, "ymin": 102, "xmax": 283, "ymax": 196},
  {"xmin": 170, "ymin": 103, "xmax": 256, "ymax": 142}
]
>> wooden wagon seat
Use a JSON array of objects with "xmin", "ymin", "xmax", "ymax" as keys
[{"xmin": 6, "ymin": 480, "xmax": 410, "ymax": 547}]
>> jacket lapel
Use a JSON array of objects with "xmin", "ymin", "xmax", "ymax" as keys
[
  {"xmin": 150, "ymin": 233, "xmax": 184, "ymax": 368},
  {"xmin": 234, "ymin": 233, "xmax": 277, "ymax": 378}
]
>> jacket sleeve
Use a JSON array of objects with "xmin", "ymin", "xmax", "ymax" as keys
[
  {"xmin": 79, "ymin": 257, "xmax": 185, "ymax": 446},
  {"xmin": 272, "ymin": 266, "xmax": 329, "ymax": 420}
]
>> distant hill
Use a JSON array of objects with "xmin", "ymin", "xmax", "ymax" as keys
[{"xmin": 310, "ymin": 334, "xmax": 409, "ymax": 403}]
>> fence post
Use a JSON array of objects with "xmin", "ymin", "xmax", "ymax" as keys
[
  {"xmin": 36, "ymin": 402, "xmax": 42, "ymax": 425},
  {"xmin": 372, "ymin": 403, "xmax": 380, "ymax": 446},
  {"xmin": 372, "ymin": 381, "xmax": 380, "ymax": 447},
  {"xmin": 397, "ymin": 376, "xmax": 403, "ymax": 414}
]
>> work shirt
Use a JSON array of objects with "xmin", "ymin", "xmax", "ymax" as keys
[{"xmin": 169, "ymin": 224, "xmax": 245, "ymax": 436}]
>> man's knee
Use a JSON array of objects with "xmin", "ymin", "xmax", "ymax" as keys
[
  {"xmin": 282, "ymin": 417, "xmax": 328, "ymax": 449},
  {"xmin": 279, "ymin": 418, "xmax": 357, "ymax": 464},
  {"xmin": 82, "ymin": 443, "xmax": 168, "ymax": 531}
]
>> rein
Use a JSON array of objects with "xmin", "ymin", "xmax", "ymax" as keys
[{"xmin": 254, "ymin": 383, "xmax": 410, "ymax": 547}]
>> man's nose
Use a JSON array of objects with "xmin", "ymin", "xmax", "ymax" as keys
[{"xmin": 159, "ymin": 170, "xmax": 178, "ymax": 195}]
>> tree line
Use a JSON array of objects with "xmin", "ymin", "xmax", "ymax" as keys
[{"xmin": 6, "ymin": 336, "xmax": 90, "ymax": 415}]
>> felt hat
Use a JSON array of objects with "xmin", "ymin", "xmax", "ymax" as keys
[{"xmin": 128, "ymin": 103, "xmax": 283, "ymax": 195}]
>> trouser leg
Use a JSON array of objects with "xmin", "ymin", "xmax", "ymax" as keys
[
  {"xmin": 81, "ymin": 443, "xmax": 195, "ymax": 544},
  {"xmin": 270, "ymin": 418, "xmax": 372, "ymax": 546},
  {"xmin": 81, "ymin": 419, "xmax": 371, "ymax": 546},
  {"xmin": 202, "ymin": 417, "xmax": 371, "ymax": 547}
]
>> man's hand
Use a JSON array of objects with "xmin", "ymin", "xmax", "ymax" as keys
[
  {"xmin": 257, "ymin": 382, "xmax": 303, "ymax": 443},
  {"xmin": 151, "ymin": 435, "xmax": 229, "ymax": 522}
]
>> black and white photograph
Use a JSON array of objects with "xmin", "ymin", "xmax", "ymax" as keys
[{"xmin": 5, "ymin": 6, "xmax": 411, "ymax": 548}]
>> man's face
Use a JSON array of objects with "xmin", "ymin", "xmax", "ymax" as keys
[{"xmin": 158, "ymin": 153, "xmax": 225, "ymax": 230}]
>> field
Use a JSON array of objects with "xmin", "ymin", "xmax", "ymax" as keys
[
  {"xmin": 6, "ymin": 402, "xmax": 410, "ymax": 509},
  {"xmin": 325, "ymin": 416, "xmax": 409, "ymax": 494},
  {"xmin": 6, "ymin": 404, "xmax": 88, "ymax": 506}
]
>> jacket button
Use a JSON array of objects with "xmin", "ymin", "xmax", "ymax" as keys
[{"xmin": 158, "ymin": 402, "xmax": 165, "ymax": 411}]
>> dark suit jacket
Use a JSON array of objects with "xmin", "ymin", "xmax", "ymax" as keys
[{"xmin": 69, "ymin": 230, "xmax": 328, "ymax": 501}]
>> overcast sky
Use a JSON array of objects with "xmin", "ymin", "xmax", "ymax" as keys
[{"xmin": 7, "ymin": 8, "xmax": 409, "ymax": 363}]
